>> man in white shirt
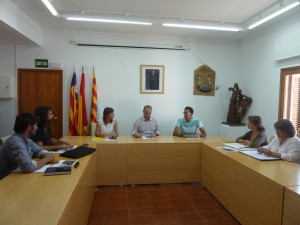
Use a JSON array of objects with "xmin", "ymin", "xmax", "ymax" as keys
[{"xmin": 131, "ymin": 105, "xmax": 160, "ymax": 138}]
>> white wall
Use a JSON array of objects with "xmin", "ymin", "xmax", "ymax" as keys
[
  {"xmin": 0, "ymin": 45, "xmax": 17, "ymax": 136},
  {"xmin": 16, "ymin": 31, "xmax": 240, "ymax": 136},
  {"xmin": 240, "ymin": 12, "xmax": 300, "ymax": 139}
]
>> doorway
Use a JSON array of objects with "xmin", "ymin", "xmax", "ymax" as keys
[{"xmin": 18, "ymin": 69, "xmax": 63, "ymax": 138}]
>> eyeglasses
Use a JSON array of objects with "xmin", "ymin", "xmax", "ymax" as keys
[{"xmin": 183, "ymin": 112, "xmax": 191, "ymax": 115}]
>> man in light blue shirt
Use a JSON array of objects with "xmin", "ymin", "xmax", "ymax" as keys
[
  {"xmin": 173, "ymin": 106, "xmax": 207, "ymax": 138},
  {"xmin": 132, "ymin": 105, "xmax": 160, "ymax": 138},
  {"xmin": 0, "ymin": 113, "xmax": 57, "ymax": 179}
]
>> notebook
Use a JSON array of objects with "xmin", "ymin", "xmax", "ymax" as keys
[
  {"xmin": 44, "ymin": 165, "xmax": 71, "ymax": 176},
  {"xmin": 60, "ymin": 145, "xmax": 96, "ymax": 159},
  {"xmin": 240, "ymin": 150, "xmax": 280, "ymax": 161}
]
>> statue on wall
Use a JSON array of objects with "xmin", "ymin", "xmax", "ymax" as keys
[{"xmin": 226, "ymin": 83, "xmax": 252, "ymax": 125}]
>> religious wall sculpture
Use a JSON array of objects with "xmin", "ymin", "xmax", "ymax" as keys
[{"xmin": 226, "ymin": 83, "xmax": 252, "ymax": 125}]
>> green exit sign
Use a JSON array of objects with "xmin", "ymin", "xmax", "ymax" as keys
[{"xmin": 35, "ymin": 59, "xmax": 48, "ymax": 68}]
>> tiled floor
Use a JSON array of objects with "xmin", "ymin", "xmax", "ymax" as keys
[{"xmin": 88, "ymin": 183, "xmax": 241, "ymax": 225}]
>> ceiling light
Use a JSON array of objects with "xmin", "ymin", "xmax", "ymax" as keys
[
  {"xmin": 248, "ymin": 1, "xmax": 300, "ymax": 29},
  {"xmin": 41, "ymin": 0, "xmax": 58, "ymax": 16},
  {"xmin": 162, "ymin": 23, "xmax": 239, "ymax": 32},
  {"xmin": 66, "ymin": 17, "xmax": 152, "ymax": 26}
]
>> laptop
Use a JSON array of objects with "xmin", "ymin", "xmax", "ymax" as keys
[{"xmin": 60, "ymin": 145, "xmax": 96, "ymax": 159}]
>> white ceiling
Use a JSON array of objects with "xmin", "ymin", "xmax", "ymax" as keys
[{"xmin": 2, "ymin": 0, "xmax": 300, "ymax": 45}]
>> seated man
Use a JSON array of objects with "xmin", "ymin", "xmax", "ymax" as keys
[
  {"xmin": 32, "ymin": 105, "xmax": 71, "ymax": 151},
  {"xmin": 132, "ymin": 105, "xmax": 160, "ymax": 138},
  {"xmin": 173, "ymin": 106, "xmax": 207, "ymax": 138},
  {"xmin": 0, "ymin": 113, "xmax": 57, "ymax": 180}
]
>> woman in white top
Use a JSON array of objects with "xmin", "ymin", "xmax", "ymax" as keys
[
  {"xmin": 95, "ymin": 107, "xmax": 119, "ymax": 138},
  {"xmin": 257, "ymin": 119, "xmax": 300, "ymax": 164}
]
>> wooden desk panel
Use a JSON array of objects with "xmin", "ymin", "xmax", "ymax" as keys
[
  {"xmin": 201, "ymin": 143, "xmax": 284, "ymax": 225},
  {"xmin": 0, "ymin": 153, "xmax": 97, "ymax": 225},
  {"xmin": 128, "ymin": 170, "xmax": 201, "ymax": 184},
  {"xmin": 127, "ymin": 143, "xmax": 201, "ymax": 184},
  {"xmin": 97, "ymin": 143, "xmax": 128, "ymax": 185},
  {"xmin": 282, "ymin": 186, "xmax": 300, "ymax": 225},
  {"xmin": 58, "ymin": 153, "xmax": 97, "ymax": 225}
]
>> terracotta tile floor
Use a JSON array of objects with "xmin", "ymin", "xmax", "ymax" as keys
[{"xmin": 88, "ymin": 183, "xmax": 241, "ymax": 225}]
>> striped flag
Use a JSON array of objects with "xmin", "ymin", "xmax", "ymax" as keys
[
  {"xmin": 77, "ymin": 69, "xmax": 88, "ymax": 136},
  {"xmin": 89, "ymin": 70, "xmax": 98, "ymax": 135},
  {"xmin": 68, "ymin": 72, "xmax": 78, "ymax": 135}
]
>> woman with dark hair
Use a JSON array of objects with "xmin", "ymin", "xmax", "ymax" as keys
[
  {"xmin": 95, "ymin": 107, "xmax": 118, "ymax": 138},
  {"xmin": 32, "ymin": 106, "xmax": 71, "ymax": 151},
  {"xmin": 257, "ymin": 119, "xmax": 300, "ymax": 164},
  {"xmin": 236, "ymin": 116, "xmax": 268, "ymax": 147}
]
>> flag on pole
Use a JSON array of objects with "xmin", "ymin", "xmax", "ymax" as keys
[
  {"xmin": 68, "ymin": 72, "xmax": 78, "ymax": 136},
  {"xmin": 89, "ymin": 68, "xmax": 98, "ymax": 135},
  {"xmin": 77, "ymin": 67, "xmax": 88, "ymax": 136}
]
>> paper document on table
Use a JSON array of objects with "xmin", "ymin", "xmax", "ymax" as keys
[
  {"xmin": 50, "ymin": 145, "xmax": 78, "ymax": 154},
  {"xmin": 240, "ymin": 150, "xmax": 280, "ymax": 161},
  {"xmin": 223, "ymin": 143, "xmax": 249, "ymax": 150},
  {"xmin": 217, "ymin": 147, "xmax": 239, "ymax": 152},
  {"xmin": 105, "ymin": 138, "xmax": 118, "ymax": 142},
  {"xmin": 142, "ymin": 136, "xmax": 154, "ymax": 140},
  {"xmin": 92, "ymin": 137, "xmax": 105, "ymax": 142}
]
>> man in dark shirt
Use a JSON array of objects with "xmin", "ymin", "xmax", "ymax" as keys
[
  {"xmin": 32, "ymin": 106, "xmax": 71, "ymax": 151},
  {"xmin": 0, "ymin": 113, "xmax": 57, "ymax": 179}
]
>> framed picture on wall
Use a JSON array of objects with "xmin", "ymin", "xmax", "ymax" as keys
[{"xmin": 140, "ymin": 65, "xmax": 165, "ymax": 94}]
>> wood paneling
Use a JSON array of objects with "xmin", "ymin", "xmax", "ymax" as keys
[
  {"xmin": 282, "ymin": 186, "xmax": 300, "ymax": 225},
  {"xmin": 18, "ymin": 69, "xmax": 63, "ymax": 138},
  {"xmin": 201, "ymin": 144, "xmax": 283, "ymax": 225}
]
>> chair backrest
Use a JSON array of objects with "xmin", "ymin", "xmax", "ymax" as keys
[
  {"xmin": 269, "ymin": 135, "xmax": 275, "ymax": 143},
  {"xmin": 90, "ymin": 123, "xmax": 97, "ymax": 136},
  {"xmin": 0, "ymin": 135, "xmax": 11, "ymax": 146}
]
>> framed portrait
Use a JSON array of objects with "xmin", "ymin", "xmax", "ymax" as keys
[{"xmin": 140, "ymin": 65, "xmax": 164, "ymax": 94}]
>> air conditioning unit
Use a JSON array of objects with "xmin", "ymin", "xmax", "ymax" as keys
[{"xmin": 71, "ymin": 39, "xmax": 190, "ymax": 51}]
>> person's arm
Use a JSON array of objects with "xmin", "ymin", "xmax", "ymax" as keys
[
  {"xmin": 280, "ymin": 138, "xmax": 300, "ymax": 163},
  {"xmin": 199, "ymin": 127, "xmax": 206, "ymax": 137},
  {"xmin": 154, "ymin": 120, "xmax": 160, "ymax": 136},
  {"xmin": 131, "ymin": 120, "xmax": 140, "ymax": 138},
  {"xmin": 173, "ymin": 126, "xmax": 181, "ymax": 137},
  {"xmin": 95, "ymin": 122, "xmax": 107, "ymax": 138},
  {"xmin": 236, "ymin": 131, "xmax": 250, "ymax": 144},
  {"xmin": 113, "ymin": 121, "xmax": 119, "ymax": 137},
  {"xmin": 49, "ymin": 137, "xmax": 70, "ymax": 146},
  {"xmin": 249, "ymin": 132, "xmax": 268, "ymax": 148},
  {"xmin": 35, "ymin": 140, "xmax": 70, "ymax": 151}
]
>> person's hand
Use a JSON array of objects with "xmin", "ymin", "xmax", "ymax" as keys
[
  {"xmin": 245, "ymin": 140, "xmax": 250, "ymax": 146},
  {"xmin": 150, "ymin": 132, "xmax": 156, "ymax": 138},
  {"xmin": 182, "ymin": 134, "xmax": 189, "ymax": 138},
  {"xmin": 257, "ymin": 147, "xmax": 263, "ymax": 153},
  {"xmin": 134, "ymin": 133, "xmax": 141, "ymax": 138},
  {"xmin": 43, "ymin": 153, "xmax": 55, "ymax": 163},
  {"xmin": 263, "ymin": 149, "xmax": 273, "ymax": 157},
  {"xmin": 60, "ymin": 143, "xmax": 71, "ymax": 149},
  {"xmin": 51, "ymin": 158, "xmax": 59, "ymax": 164}
]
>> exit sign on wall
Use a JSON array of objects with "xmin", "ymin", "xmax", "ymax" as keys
[{"xmin": 35, "ymin": 59, "xmax": 48, "ymax": 68}]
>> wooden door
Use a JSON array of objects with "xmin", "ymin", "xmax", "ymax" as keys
[{"xmin": 18, "ymin": 69, "xmax": 63, "ymax": 138}]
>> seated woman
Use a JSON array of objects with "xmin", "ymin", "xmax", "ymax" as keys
[
  {"xmin": 257, "ymin": 119, "xmax": 300, "ymax": 164},
  {"xmin": 236, "ymin": 116, "xmax": 268, "ymax": 147},
  {"xmin": 95, "ymin": 107, "xmax": 118, "ymax": 138}
]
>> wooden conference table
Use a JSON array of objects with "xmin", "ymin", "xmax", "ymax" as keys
[
  {"xmin": 0, "ymin": 144, "xmax": 97, "ymax": 225},
  {"xmin": 1, "ymin": 136, "xmax": 300, "ymax": 225}
]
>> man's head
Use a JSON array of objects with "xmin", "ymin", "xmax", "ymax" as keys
[
  {"xmin": 34, "ymin": 106, "xmax": 54, "ymax": 127},
  {"xmin": 14, "ymin": 113, "xmax": 38, "ymax": 136},
  {"xmin": 183, "ymin": 106, "xmax": 194, "ymax": 122},
  {"xmin": 143, "ymin": 105, "xmax": 152, "ymax": 121}
]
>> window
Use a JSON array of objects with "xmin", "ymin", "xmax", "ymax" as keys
[{"xmin": 279, "ymin": 66, "xmax": 300, "ymax": 135}]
